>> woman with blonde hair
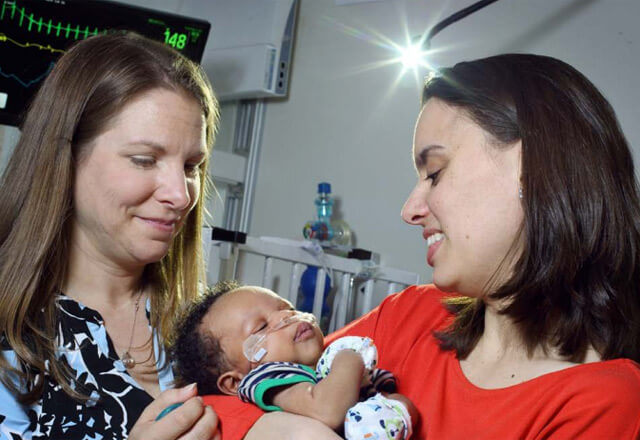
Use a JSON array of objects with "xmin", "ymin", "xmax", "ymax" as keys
[{"xmin": 0, "ymin": 32, "xmax": 221, "ymax": 439}]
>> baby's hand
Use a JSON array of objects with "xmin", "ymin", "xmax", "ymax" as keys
[
  {"xmin": 385, "ymin": 392, "xmax": 419, "ymax": 429},
  {"xmin": 333, "ymin": 350, "xmax": 371, "ymax": 388},
  {"xmin": 316, "ymin": 336, "xmax": 378, "ymax": 379},
  {"xmin": 333, "ymin": 349, "xmax": 364, "ymax": 367}
]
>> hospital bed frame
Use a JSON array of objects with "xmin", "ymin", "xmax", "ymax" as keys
[{"xmin": 204, "ymin": 228, "xmax": 420, "ymax": 332}]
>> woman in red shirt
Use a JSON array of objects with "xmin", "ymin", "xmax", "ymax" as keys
[{"xmin": 205, "ymin": 54, "xmax": 640, "ymax": 439}]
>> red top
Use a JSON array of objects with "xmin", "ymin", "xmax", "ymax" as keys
[
  {"xmin": 201, "ymin": 395, "xmax": 263, "ymax": 440},
  {"xmin": 204, "ymin": 285, "xmax": 640, "ymax": 439}
]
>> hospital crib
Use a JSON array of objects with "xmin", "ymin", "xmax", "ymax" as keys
[{"xmin": 203, "ymin": 227, "xmax": 421, "ymax": 332}]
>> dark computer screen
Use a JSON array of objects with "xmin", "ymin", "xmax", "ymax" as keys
[{"xmin": 0, "ymin": 0, "xmax": 210, "ymax": 126}]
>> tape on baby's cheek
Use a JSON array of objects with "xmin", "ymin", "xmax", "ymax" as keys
[
  {"xmin": 243, "ymin": 333, "xmax": 265, "ymax": 362},
  {"xmin": 252, "ymin": 347, "xmax": 267, "ymax": 362}
]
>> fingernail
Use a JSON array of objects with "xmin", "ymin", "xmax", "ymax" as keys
[{"xmin": 185, "ymin": 382, "xmax": 197, "ymax": 392}]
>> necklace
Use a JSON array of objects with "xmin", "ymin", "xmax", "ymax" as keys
[{"xmin": 121, "ymin": 288, "xmax": 147, "ymax": 370}]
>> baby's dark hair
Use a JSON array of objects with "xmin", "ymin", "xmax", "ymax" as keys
[{"xmin": 172, "ymin": 280, "xmax": 240, "ymax": 394}]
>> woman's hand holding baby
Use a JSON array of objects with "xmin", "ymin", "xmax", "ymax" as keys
[{"xmin": 129, "ymin": 384, "xmax": 220, "ymax": 440}]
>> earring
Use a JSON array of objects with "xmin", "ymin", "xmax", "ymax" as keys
[{"xmin": 518, "ymin": 186, "xmax": 523, "ymax": 200}]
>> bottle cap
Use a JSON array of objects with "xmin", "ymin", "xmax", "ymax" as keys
[{"xmin": 318, "ymin": 182, "xmax": 331, "ymax": 194}]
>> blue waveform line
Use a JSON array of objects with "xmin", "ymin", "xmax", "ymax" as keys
[{"xmin": 0, "ymin": 61, "xmax": 54, "ymax": 87}]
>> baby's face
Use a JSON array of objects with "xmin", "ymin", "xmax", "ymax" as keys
[{"xmin": 202, "ymin": 286, "xmax": 325, "ymax": 374}]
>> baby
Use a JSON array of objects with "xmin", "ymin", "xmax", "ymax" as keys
[{"xmin": 171, "ymin": 281, "xmax": 415, "ymax": 439}]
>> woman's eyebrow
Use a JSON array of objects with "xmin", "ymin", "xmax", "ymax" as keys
[
  {"xmin": 415, "ymin": 144, "xmax": 445, "ymax": 168},
  {"xmin": 126, "ymin": 140, "xmax": 167, "ymax": 152}
]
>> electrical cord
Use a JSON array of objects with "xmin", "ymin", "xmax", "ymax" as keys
[{"xmin": 423, "ymin": 0, "xmax": 502, "ymax": 48}]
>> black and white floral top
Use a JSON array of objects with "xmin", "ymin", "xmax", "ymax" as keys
[{"xmin": 0, "ymin": 295, "xmax": 174, "ymax": 439}]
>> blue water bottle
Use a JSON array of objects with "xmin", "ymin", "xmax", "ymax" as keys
[
  {"xmin": 315, "ymin": 182, "xmax": 333, "ymax": 224},
  {"xmin": 303, "ymin": 182, "xmax": 335, "ymax": 242}
]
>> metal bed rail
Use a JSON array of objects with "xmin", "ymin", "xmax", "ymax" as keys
[{"xmin": 204, "ymin": 231, "xmax": 420, "ymax": 331}]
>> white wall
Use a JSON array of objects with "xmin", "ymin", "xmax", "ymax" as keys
[
  {"xmin": 248, "ymin": 0, "xmax": 640, "ymax": 281},
  {"xmin": 1, "ymin": 0, "xmax": 639, "ymax": 285}
]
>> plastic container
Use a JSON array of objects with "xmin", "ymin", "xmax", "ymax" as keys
[
  {"xmin": 315, "ymin": 182, "xmax": 333, "ymax": 224},
  {"xmin": 303, "ymin": 182, "xmax": 335, "ymax": 242}
]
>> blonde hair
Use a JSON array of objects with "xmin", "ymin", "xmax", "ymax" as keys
[{"xmin": 0, "ymin": 33, "xmax": 219, "ymax": 403}]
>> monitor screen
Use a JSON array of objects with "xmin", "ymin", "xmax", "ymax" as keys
[{"xmin": 0, "ymin": 0, "xmax": 211, "ymax": 126}]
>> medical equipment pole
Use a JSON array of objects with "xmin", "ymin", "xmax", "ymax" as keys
[{"xmin": 238, "ymin": 99, "xmax": 266, "ymax": 233}]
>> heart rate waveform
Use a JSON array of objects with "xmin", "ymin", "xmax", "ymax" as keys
[
  {"xmin": 0, "ymin": 0, "xmax": 210, "ymax": 126},
  {"xmin": 0, "ymin": 62, "xmax": 54, "ymax": 88},
  {"xmin": 0, "ymin": 1, "xmax": 103, "ymax": 40}
]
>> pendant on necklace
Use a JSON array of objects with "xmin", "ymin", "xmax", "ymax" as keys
[{"xmin": 122, "ymin": 351, "xmax": 136, "ymax": 369}]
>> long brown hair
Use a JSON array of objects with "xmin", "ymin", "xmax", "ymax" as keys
[
  {"xmin": 0, "ymin": 32, "xmax": 219, "ymax": 403},
  {"xmin": 424, "ymin": 54, "xmax": 640, "ymax": 363}
]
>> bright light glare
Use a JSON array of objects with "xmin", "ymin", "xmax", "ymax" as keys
[
  {"xmin": 393, "ymin": 39, "xmax": 433, "ymax": 84},
  {"xmin": 400, "ymin": 44, "xmax": 424, "ymax": 69},
  {"xmin": 320, "ymin": 15, "xmax": 440, "ymax": 89}
]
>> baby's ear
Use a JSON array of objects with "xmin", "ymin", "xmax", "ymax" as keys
[{"xmin": 217, "ymin": 370, "xmax": 244, "ymax": 396}]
